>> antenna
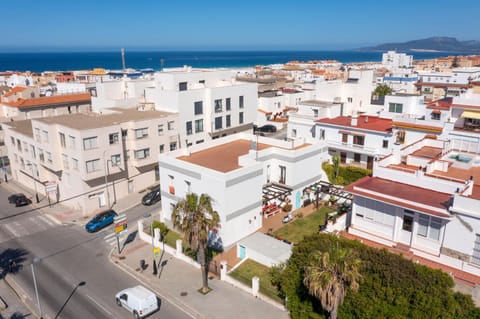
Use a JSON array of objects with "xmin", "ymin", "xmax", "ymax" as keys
[{"xmin": 121, "ymin": 48, "xmax": 126, "ymax": 72}]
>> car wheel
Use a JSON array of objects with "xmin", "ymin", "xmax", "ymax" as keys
[
  {"xmin": 133, "ymin": 311, "xmax": 140, "ymax": 319},
  {"xmin": 116, "ymin": 298, "xmax": 122, "ymax": 307}
]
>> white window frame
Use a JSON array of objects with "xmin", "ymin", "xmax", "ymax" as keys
[{"xmin": 83, "ymin": 136, "xmax": 98, "ymax": 150}]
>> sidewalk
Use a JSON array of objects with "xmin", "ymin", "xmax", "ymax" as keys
[
  {"xmin": 111, "ymin": 236, "xmax": 289, "ymax": 319},
  {"xmin": 0, "ymin": 278, "xmax": 32, "ymax": 319}
]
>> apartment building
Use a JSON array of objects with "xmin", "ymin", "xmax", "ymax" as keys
[
  {"xmin": 158, "ymin": 133, "xmax": 326, "ymax": 247},
  {"xmin": 382, "ymin": 51, "xmax": 413, "ymax": 70},
  {"xmin": 3, "ymin": 107, "xmax": 179, "ymax": 215},
  {"xmin": 416, "ymin": 68, "xmax": 480, "ymax": 100}
]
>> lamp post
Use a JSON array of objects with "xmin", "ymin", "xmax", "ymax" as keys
[
  {"xmin": 144, "ymin": 213, "xmax": 157, "ymax": 275},
  {"xmin": 103, "ymin": 151, "xmax": 111, "ymax": 208},
  {"xmin": 31, "ymin": 257, "xmax": 43, "ymax": 319},
  {"xmin": 27, "ymin": 163, "xmax": 40, "ymax": 203}
]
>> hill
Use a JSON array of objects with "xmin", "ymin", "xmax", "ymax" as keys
[{"xmin": 359, "ymin": 37, "xmax": 480, "ymax": 53}]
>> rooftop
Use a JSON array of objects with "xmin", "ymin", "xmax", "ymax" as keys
[
  {"xmin": 316, "ymin": 115, "xmax": 392, "ymax": 133},
  {"xmin": 3, "ymin": 93, "xmax": 91, "ymax": 108},
  {"xmin": 178, "ymin": 139, "xmax": 271, "ymax": 173},
  {"xmin": 5, "ymin": 119, "xmax": 33, "ymax": 138}
]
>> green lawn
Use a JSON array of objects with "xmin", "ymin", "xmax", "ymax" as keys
[
  {"xmin": 273, "ymin": 206, "xmax": 334, "ymax": 244},
  {"xmin": 229, "ymin": 259, "xmax": 283, "ymax": 304},
  {"xmin": 163, "ymin": 229, "xmax": 183, "ymax": 248}
]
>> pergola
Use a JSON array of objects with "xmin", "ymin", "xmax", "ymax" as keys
[
  {"xmin": 262, "ymin": 182, "xmax": 292, "ymax": 205},
  {"xmin": 302, "ymin": 180, "xmax": 353, "ymax": 208}
]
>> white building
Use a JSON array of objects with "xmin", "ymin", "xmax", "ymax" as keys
[
  {"xmin": 159, "ymin": 133, "xmax": 327, "ymax": 247},
  {"xmin": 382, "ymin": 51, "xmax": 413, "ymax": 70},
  {"xmin": 3, "ymin": 108, "xmax": 179, "ymax": 215}
]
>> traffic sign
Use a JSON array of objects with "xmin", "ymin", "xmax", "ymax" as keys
[
  {"xmin": 153, "ymin": 247, "xmax": 161, "ymax": 258},
  {"xmin": 45, "ymin": 182, "xmax": 57, "ymax": 194},
  {"xmin": 114, "ymin": 214, "xmax": 127, "ymax": 234}
]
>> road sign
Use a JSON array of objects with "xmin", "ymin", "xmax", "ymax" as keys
[
  {"xmin": 153, "ymin": 247, "xmax": 161, "ymax": 258},
  {"xmin": 45, "ymin": 182, "xmax": 57, "ymax": 194},
  {"xmin": 114, "ymin": 214, "xmax": 127, "ymax": 234}
]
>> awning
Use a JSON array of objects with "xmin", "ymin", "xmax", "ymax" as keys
[
  {"xmin": 432, "ymin": 109, "xmax": 441, "ymax": 114},
  {"xmin": 339, "ymin": 130, "xmax": 365, "ymax": 136},
  {"xmin": 461, "ymin": 110, "xmax": 480, "ymax": 119}
]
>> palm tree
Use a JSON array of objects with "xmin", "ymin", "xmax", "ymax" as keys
[
  {"xmin": 172, "ymin": 193, "xmax": 220, "ymax": 294},
  {"xmin": 303, "ymin": 243, "xmax": 361, "ymax": 319},
  {"xmin": 332, "ymin": 154, "xmax": 340, "ymax": 181}
]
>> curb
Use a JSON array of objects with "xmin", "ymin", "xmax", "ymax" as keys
[
  {"xmin": 3, "ymin": 276, "xmax": 39, "ymax": 318},
  {"xmin": 108, "ymin": 240, "xmax": 205, "ymax": 319}
]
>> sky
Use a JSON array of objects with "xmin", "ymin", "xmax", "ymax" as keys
[{"xmin": 2, "ymin": 0, "xmax": 480, "ymax": 52}]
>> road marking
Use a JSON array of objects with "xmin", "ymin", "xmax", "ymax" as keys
[
  {"xmin": 86, "ymin": 294, "xmax": 113, "ymax": 316},
  {"xmin": 3, "ymin": 223, "xmax": 19, "ymax": 237},
  {"xmin": 104, "ymin": 232, "xmax": 116, "ymax": 240},
  {"xmin": 38, "ymin": 214, "xmax": 55, "ymax": 226}
]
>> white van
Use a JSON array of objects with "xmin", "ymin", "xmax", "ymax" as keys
[{"xmin": 115, "ymin": 285, "xmax": 159, "ymax": 318}]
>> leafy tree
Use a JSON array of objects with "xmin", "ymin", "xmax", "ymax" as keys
[
  {"xmin": 332, "ymin": 155, "xmax": 340, "ymax": 181},
  {"xmin": 303, "ymin": 244, "xmax": 361, "ymax": 319},
  {"xmin": 172, "ymin": 193, "xmax": 220, "ymax": 294},
  {"xmin": 372, "ymin": 84, "xmax": 392, "ymax": 97},
  {"xmin": 451, "ymin": 56, "xmax": 460, "ymax": 68}
]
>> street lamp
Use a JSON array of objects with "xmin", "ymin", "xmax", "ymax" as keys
[
  {"xmin": 144, "ymin": 213, "xmax": 157, "ymax": 275},
  {"xmin": 27, "ymin": 163, "xmax": 40, "ymax": 203},
  {"xmin": 31, "ymin": 257, "xmax": 43, "ymax": 319},
  {"xmin": 54, "ymin": 281, "xmax": 86, "ymax": 319}
]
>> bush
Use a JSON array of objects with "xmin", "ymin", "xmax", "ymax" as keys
[
  {"xmin": 152, "ymin": 220, "xmax": 169, "ymax": 239},
  {"xmin": 322, "ymin": 162, "xmax": 371, "ymax": 186},
  {"xmin": 282, "ymin": 203, "xmax": 292, "ymax": 212}
]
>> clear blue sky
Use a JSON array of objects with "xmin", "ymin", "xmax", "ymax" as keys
[{"xmin": 2, "ymin": 0, "xmax": 479, "ymax": 51}]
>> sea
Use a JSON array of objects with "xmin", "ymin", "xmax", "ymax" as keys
[{"xmin": 0, "ymin": 50, "xmax": 465, "ymax": 73}]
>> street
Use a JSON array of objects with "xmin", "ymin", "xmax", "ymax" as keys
[{"xmin": 0, "ymin": 185, "xmax": 191, "ymax": 319}]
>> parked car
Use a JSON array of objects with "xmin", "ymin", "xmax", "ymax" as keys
[
  {"xmin": 141, "ymin": 186, "xmax": 161, "ymax": 206},
  {"xmin": 254, "ymin": 124, "xmax": 277, "ymax": 133},
  {"xmin": 8, "ymin": 193, "xmax": 26, "ymax": 204},
  {"xmin": 282, "ymin": 214, "xmax": 293, "ymax": 224},
  {"xmin": 115, "ymin": 285, "xmax": 159, "ymax": 319},
  {"xmin": 14, "ymin": 194, "xmax": 31, "ymax": 207},
  {"xmin": 85, "ymin": 209, "xmax": 117, "ymax": 233}
]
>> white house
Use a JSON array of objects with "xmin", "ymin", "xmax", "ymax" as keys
[
  {"xmin": 159, "ymin": 133, "xmax": 327, "ymax": 248},
  {"xmin": 382, "ymin": 51, "xmax": 413, "ymax": 70}
]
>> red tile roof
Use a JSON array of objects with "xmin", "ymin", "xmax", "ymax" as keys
[
  {"xmin": 3, "ymin": 86, "xmax": 27, "ymax": 98},
  {"xmin": 3, "ymin": 93, "xmax": 91, "ymax": 108},
  {"xmin": 316, "ymin": 115, "xmax": 392, "ymax": 133},
  {"xmin": 426, "ymin": 97, "xmax": 453, "ymax": 110},
  {"xmin": 392, "ymin": 121, "xmax": 443, "ymax": 133},
  {"xmin": 345, "ymin": 176, "xmax": 452, "ymax": 218}
]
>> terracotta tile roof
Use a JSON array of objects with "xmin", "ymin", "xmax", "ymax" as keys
[
  {"xmin": 3, "ymin": 86, "xmax": 27, "ymax": 97},
  {"xmin": 392, "ymin": 121, "xmax": 443, "ymax": 133},
  {"xmin": 426, "ymin": 97, "xmax": 453, "ymax": 110},
  {"xmin": 316, "ymin": 115, "xmax": 392, "ymax": 134},
  {"xmin": 345, "ymin": 176, "xmax": 452, "ymax": 218},
  {"xmin": 178, "ymin": 139, "xmax": 271, "ymax": 173},
  {"xmin": 410, "ymin": 146, "xmax": 443, "ymax": 159},
  {"xmin": 3, "ymin": 93, "xmax": 91, "ymax": 108}
]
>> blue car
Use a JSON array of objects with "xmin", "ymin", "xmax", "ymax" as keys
[{"xmin": 85, "ymin": 210, "xmax": 117, "ymax": 233}]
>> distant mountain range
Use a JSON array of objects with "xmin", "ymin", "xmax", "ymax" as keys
[{"xmin": 358, "ymin": 37, "xmax": 480, "ymax": 53}]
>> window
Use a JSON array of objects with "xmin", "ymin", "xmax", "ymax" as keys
[
  {"xmin": 10, "ymin": 136, "xmax": 15, "ymax": 146},
  {"xmin": 226, "ymin": 98, "xmax": 231, "ymax": 111},
  {"xmin": 170, "ymin": 142, "xmax": 177, "ymax": 151},
  {"xmin": 417, "ymin": 215, "xmax": 429, "ymax": 237},
  {"xmin": 179, "ymin": 82, "xmax": 187, "ymax": 91},
  {"xmin": 35, "ymin": 128, "xmax": 41, "ymax": 142},
  {"xmin": 347, "ymin": 97, "xmax": 353, "ymax": 103},
  {"xmin": 196, "ymin": 140, "xmax": 204, "ymax": 144},
  {"xmin": 472, "ymin": 234, "xmax": 480, "ymax": 265},
  {"xmin": 122, "ymin": 129, "xmax": 128, "ymax": 139},
  {"xmin": 69, "ymin": 135, "xmax": 76, "ymax": 149},
  {"xmin": 46, "ymin": 152, "xmax": 52, "ymax": 164},
  {"xmin": 168, "ymin": 121, "xmax": 174, "ymax": 130},
  {"xmin": 342, "ymin": 133, "xmax": 348, "ymax": 143},
  {"xmin": 239, "ymin": 96, "xmax": 244, "ymax": 108},
  {"xmin": 402, "ymin": 214, "xmax": 413, "ymax": 232},
  {"xmin": 353, "ymin": 135, "xmax": 364, "ymax": 146},
  {"xmin": 59, "ymin": 133, "xmax": 66, "ymax": 148},
  {"xmin": 83, "ymin": 137, "xmax": 98, "ymax": 150},
  {"xmin": 195, "ymin": 119, "xmax": 204, "ymax": 133},
  {"xmin": 134, "ymin": 148, "xmax": 150, "ymax": 159},
  {"xmin": 319, "ymin": 129, "xmax": 325, "ymax": 140},
  {"xmin": 86, "ymin": 159, "xmax": 100, "ymax": 173},
  {"xmin": 159, "ymin": 144, "xmax": 165, "ymax": 153},
  {"xmin": 388, "ymin": 103, "xmax": 403, "ymax": 113},
  {"xmin": 194, "ymin": 101, "xmax": 203, "ymax": 115},
  {"xmin": 279, "ymin": 165, "xmax": 286, "ymax": 184},
  {"xmin": 158, "ymin": 124, "xmax": 164, "ymax": 136},
  {"xmin": 417, "ymin": 215, "xmax": 441, "ymax": 240},
  {"xmin": 313, "ymin": 109, "xmax": 319, "ymax": 118},
  {"xmin": 109, "ymin": 133, "xmax": 119, "ymax": 144},
  {"xmin": 42, "ymin": 130, "xmax": 49, "ymax": 143},
  {"xmin": 354, "ymin": 153, "xmax": 361, "ymax": 162},
  {"xmin": 30, "ymin": 145, "xmax": 36, "ymax": 159},
  {"xmin": 214, "ymin": 99, "xmax": 222, "ymax": 113},
  {"xmin": 186, "ymin": 121, "xmax": 193, "ymax": 135},
  {"xmin": 62, "ymin": 154, "xmax": 69, "ymax": 169},
  {"xmin": 111, "ymin": 154, "xmax": 121, "ymax": 166},
  {"xmin": 134, "ymin": 128, "xmax": 148, "ymax": 139},
  {"xmin": 72, "ymin": 158, "xmax": 79, "ymax": 170},
  {"xmin": 226, "ymin": 115, "xmax": 231, "ymax": 128},
  {"xmin": 396, "ymin": 130, "xmax": 406, "ymax": 144},
  {"xmin": 431, "ymin": 112, "xmax": 441, "ymax": 120},
  {"xmin": 239, "ymin": 112, "xmax": 244, "ymax": 124},
  {"xmin": 382, "ymin": 140, "xmax": 389, "ymax": 148},
  {"xmin": 39, "ymin": 149, "xmax": 44, "ymax": 162},
  {"xmin": 429, "ymin": 218, "xmax": 442, "ymax": 240},
  {"xmin": 215, "ymin": 117, "xmax": 222, "ymax": 130}
]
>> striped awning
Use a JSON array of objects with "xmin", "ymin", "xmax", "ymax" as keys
[{"xmin": 461, "ymin": 110, "xmax": 480, "ymax": 119}]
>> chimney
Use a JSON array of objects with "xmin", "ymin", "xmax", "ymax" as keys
[
  {"xmin": 351, "ymin": 114, "xmax": 358, "ymax": 126},
  {"xmin": 364, "ymin": 116, "xmax": 368, "ymax": 123}
]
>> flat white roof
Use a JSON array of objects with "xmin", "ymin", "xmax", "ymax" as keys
[{"xmin": 238, "ymin": 232, "xmax": 292, "ymax": 263}]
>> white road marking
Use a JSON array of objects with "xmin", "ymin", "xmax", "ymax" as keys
[
  {"xmin": 3, "ymin": 223, "xmax": 19, "ymax": 237},
  {"xmin": 86, "ymin": 294, "xmax": 113, "ymax": 316},
  {"xmin": 38, "ymin": 214, "xmax": 55, "ymax": 226}
]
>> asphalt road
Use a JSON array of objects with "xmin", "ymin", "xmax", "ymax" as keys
[{"xmin": 0, "ymin": 186, "xmax": 190, "ymax": 319}]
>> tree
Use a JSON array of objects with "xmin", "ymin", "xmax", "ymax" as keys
[
  {"xmin": 303, "ymin": 244, "xmax": 361, "ymax": 319},
  {"xmin": 332, "ymin": 155, "xmax": 340, "ymax": 181},
  {"xmin": 372, "ymin": 84, "xmax": 392, "ymax": 97},
  {"xmin": 172, "ymin": 193, "xmax": 220, "ymax": 294},
  {"xmin": 452, "ymin": 56, "xmax": 460, "ymax": 68}
]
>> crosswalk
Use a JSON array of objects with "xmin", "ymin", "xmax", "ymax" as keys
[
  {"xmin": 104, "ymin": 232, "xmax": 118, "ymax": 246},
  {"xmin": 0, "ymin": 214, "xmax": 57, "ymax": 243}
]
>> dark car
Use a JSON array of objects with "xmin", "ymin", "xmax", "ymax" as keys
[
  {"xmin": 8, "ymin": 193, "xmax": 26, "ymax": 204},
  {"xmin": 14, "ymin": 194, "xmax": 31, "ymax": 207},
  {"xmin": 85, "ymin": 210, "xmax": 117, "ymax": 233},
  {"xmin": 254, "ymin": 124, "xmax": 277, "ymax": 133},
  {"xmin": 142, "ymin": 186, "xmax": 161, "ymax": 206}
]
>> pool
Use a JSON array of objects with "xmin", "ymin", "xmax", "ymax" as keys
[{"xmin": 449, "ymin": 153, "xmax": 473, "ymax": 163}]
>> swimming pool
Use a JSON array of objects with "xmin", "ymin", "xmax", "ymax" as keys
[{"xmin": 449, "ymin": 153, "xmax": 473, "ymax": 163}]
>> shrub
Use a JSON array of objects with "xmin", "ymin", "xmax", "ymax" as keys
[
  {"xmin": 282, "ymin": 203, "xmax": 292, "ymax": 212},
  {"xmin": 322, "ymin": 162, "xmax": 371, "ymax": 186},
  {"xmin": 152, "ymin": 220, "xmax": 169, "ymax": 239}
]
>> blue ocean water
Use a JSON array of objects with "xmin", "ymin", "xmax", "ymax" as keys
[{"xmin": 0, "ymin": 50, "xmax": 463, "ymax": 72}]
